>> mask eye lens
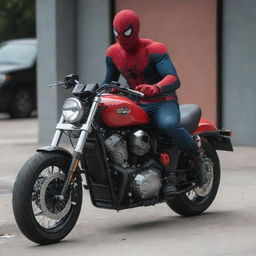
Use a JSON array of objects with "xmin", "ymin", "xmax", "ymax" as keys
[
  {"xmin": 113, "ymin": 28, "xmax": 119, "ymax": 37},
  {"xmin": 124, "ymin": 27, "xmax": 133, "ymax": 37}
]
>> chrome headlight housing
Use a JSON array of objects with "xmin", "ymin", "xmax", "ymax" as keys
[{"xmin": 62, "ymin": 97, "xmax": 84, "ymax": 123}]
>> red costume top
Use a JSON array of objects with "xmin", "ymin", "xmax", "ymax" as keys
[{"xmin": 102, "ymin": 9, "xmax": 180, "ymax": 101}]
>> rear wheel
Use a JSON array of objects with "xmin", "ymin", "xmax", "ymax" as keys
[
  {"xmin": 166, "ymin": 141, "xmax": 220, "ymax": 216},
  {"xmin": 12, "ymin": 152, "xmax": 82, "ymax": 244}
]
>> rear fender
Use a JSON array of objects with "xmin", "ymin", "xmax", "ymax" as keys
[
  {"xmin": 193, "ymin": 118, "xmax": 217, "ymax": 134},
  {"xmin": 193, "ymin": 118, "xmax": 233, "ymax": 152}
]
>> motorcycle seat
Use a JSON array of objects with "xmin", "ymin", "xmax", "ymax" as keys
[{"xmin": 180, "ymin": 104, "xmax": 202, "ymax": 134}]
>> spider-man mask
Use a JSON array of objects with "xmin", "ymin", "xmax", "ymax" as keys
[{"xmin": 113, "ymin": 9, "xmax": 140, "ymax": 52}]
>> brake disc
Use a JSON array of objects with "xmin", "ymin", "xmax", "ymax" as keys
[{"xmin": 39, "ymin": 172, "xmax": 71, "ymax": 220}]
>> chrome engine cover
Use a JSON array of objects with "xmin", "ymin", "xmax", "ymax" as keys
[
  {"xmin": 129, "ymin": 130, "xmax": 150, "ymax": 156},
  {"xmin": 132, "ymin": 168, "xmax": 161, "ymax": 199},
  {"xmin": 105, "ymin": 134, "xmax": 129, "ymax": 168}
]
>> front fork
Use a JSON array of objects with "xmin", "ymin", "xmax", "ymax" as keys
[{"xmin": 52, "ymin": 96, "xmax": 101, "ymax": 200}]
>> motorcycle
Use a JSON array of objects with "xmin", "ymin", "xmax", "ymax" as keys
[{"xmin": 12, "ymin": 74, "xmax": 233, "ymax": 245}]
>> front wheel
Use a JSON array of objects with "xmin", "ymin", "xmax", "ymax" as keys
[
  {"xmin": 166, "ymin": 141, "xmax": 220, "ymax": 216},
  {"xmin": 12, "ymin": 152, "xmax": 82, "ymax": 244}
]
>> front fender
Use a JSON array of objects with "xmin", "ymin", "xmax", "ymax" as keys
[
  {"xmin": 37, "ymin": 146, "xmax": 72, "ymax": 159},
  {"xmin": 37, "ymin": 146, "xmax": 82, "ymax": 182}
]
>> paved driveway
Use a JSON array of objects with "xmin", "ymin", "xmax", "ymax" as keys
[{"xmin": 0, "ymin": 118, "xmax": 256, "ymax": 256}]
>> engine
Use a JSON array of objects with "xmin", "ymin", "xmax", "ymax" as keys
[
  {"xmin": 132, "ymin": 168, "xmax": 161, "ymax": 199},
  {"xmin": 105, "ymin": 134, "xmax": 129, "ymax": 168},
  {"xmin": 105, "ymin": 129, "xmax": 150, "ymax": 167},
  {"xmin": 129, "ymin": 130, "xmax": 151, "ymax": 156},
  {"xmin": 105, "ymin": 130, "xmax": 162, "ymax": 199}
]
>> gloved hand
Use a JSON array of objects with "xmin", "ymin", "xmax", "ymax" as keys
[{"xmin": 135, "ymin": 84, "xmax": 160, "ymax": 97}]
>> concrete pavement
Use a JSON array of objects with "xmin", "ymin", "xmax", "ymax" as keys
[{"xmin": 1, "ymin": 118, "xmax": 256, "ymax": 256}]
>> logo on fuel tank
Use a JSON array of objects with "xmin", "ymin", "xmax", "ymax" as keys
[{"xmin": 116, "ymin": 105, "xmax": 131, "ymax": 116}]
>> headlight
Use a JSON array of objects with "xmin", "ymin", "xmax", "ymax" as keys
[{"xmin": 62, "ymin": 97, "xmax": 84, "ymax": 123}]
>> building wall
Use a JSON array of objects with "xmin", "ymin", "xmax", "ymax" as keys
[
  {"xmin": 222, "ymin": 0, "xmax": 256, "ymax": 146},
  {"xmin": 116, "ymin": 0, "xmax": 218, "ymax": 125},
  {"xmin": 37, "ymin": 0, "xmax": 255, "ymax": 145}
]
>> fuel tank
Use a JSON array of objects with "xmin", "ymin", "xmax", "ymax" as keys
[{"xmin": 99, "ymin": 94, "xmax": 150, "ymax": 127}]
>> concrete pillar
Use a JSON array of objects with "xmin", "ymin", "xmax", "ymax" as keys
[
  {"xmin": 76, "ymin": 0, "xmax": 111, "ymax": 83},
  {"xmin": 222, "ymin": 0, "xmax": 256, "ymax": 145},
  {"xmin": 36, "ymin": 0, "xmax": 76, "ymax": 143},
  {"xmin": 37, "ymin": 0, "xmax": 111, "ymax": 143}
]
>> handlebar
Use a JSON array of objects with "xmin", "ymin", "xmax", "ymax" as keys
[
  {"xmin": 49, "ymin": 74, "xmax": 80, "ymax": 89},
  {"xmin": 100, "ymin": 81, "xmax": 144, "ymax": 98},
  {"xmin": 49, "ymin": 77, "xmax": 144, "ymax": 98},
  {"xmin": 49, "ymin": 82, "xmax": 67, "ymax": 88},
  {"xmin": 125, "ymin": 88, "xmax": 144, "ymax": 98}
]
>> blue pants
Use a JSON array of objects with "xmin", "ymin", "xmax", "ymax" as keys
[{"xmin": 139, "ymin": 100, "xmax": 197, "ymax": 153}]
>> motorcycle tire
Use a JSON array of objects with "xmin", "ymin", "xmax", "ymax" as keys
[
  {"xmin": 166, "ymin": 141, "xmax": 220, "ymax": 217},
  {"xmin": 12, "ymin": 152, "xmax": 82, "ymax": 245}
]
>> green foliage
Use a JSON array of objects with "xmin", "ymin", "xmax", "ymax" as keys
[{"xmin": 0, "ymin": 0, "xmax": 35, "ymax": 43}]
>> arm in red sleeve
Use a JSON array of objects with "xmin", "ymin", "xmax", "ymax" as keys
[
  {"xmin": 148, "ymin": 42, "xmax": 180, "ymax": 93},
  {"xmin": 154, "ymin": 53, "xmax": 180, "ymax": 93}
]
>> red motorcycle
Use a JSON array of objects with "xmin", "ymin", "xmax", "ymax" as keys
[{"xmin": 12, "ymin": 74, "xmax": 233, "ymax": 244}]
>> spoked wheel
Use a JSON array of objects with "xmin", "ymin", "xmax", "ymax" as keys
[
  {"xmin": 166, "ymin": 141, "xmax": 220, "ymax": 216},
  {"xmin": 13, "ymin": 152, "xmax": 82, "ymax": 244}
]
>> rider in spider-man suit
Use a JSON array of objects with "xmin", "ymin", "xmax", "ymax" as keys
[{"xmin": 102, "ymin": 9, "xmax": 208, "ymax": 191}]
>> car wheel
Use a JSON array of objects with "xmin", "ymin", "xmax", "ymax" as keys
[{"xmin": 9, "ymin": 87, "xmax": 34, "ymax": 118}]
